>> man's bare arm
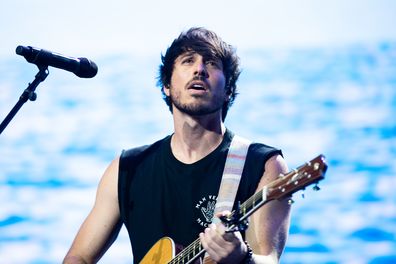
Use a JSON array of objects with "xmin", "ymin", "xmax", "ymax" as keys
[
  {"xmin": 245, "ymin": 154, "xmax": 291, "ymax": 263},
  {"xmin": 63, "ymin": 157, "xmax": 121, "ymax": 264}
]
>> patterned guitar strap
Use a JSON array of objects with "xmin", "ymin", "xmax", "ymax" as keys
[
  {"xmin": 203, "ymin": 135, "xmax": 251, "ymax": 262},
  {"xmin": 213, "ymin": 134, "xmax": 252, "ymax": 222}
]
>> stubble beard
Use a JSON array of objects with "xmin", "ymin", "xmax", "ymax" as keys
[{"xmin": 170, "ymin": 93, "xmax": 224, "ymax": 117}]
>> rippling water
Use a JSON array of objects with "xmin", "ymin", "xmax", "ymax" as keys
[{"xmin": 0, "ymin": 42, "xmax": 395, "ymax": 263}]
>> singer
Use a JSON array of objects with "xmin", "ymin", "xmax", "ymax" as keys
[{"xmin": 63, "ymin": 28, "xmax": 291, "ymax": 264}]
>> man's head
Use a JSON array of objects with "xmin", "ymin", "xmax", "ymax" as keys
[{"xmin": 158, "ymin": 27, "xmax": 241, "ymax": 121}]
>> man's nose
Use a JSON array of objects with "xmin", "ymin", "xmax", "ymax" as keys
[{"xmin": 194, "ymin": 62, "xmax": 208, "ymax": 78}]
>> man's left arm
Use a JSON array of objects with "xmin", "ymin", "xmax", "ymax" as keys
[{"xmin": 245, "ymin": 153, "xmax": 291, "ymax": 263}]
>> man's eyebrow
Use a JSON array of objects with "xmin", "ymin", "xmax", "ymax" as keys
[
  {"xmin": 177, "ymin": 51, "xmax": 221, "ymax": 64},
  {"xmin": 179, "ymin": 51, "xmax": 196, "ymax": 59}
]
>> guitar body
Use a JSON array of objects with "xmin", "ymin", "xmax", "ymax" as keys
[
  {"xmin": 141, "ymin": 237, "xmax": 212, "ymax": 264},
  {"xmin": 140, "ymin": 237, "xmax": 175, "ymax": 264}
]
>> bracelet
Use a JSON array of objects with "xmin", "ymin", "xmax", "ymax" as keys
[{"xmin": 240, "ymin": 240, "xmax": 253, "ymax": 264}]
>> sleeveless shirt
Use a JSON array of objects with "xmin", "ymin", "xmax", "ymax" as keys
[{"xmin": 118, "ymin": 129, "xmax": 282, "ymax": 263}]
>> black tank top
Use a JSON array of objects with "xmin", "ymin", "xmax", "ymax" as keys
[{"xmin": 118, "ymin": 129, "xmax": 281, "ymax": 263}]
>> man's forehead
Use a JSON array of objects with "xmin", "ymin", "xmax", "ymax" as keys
[
  {"xmin": 177, "ymin": 50, "xmax": 220, "ymax": 61},
  {"xmin": 178, "ymin": 51, "xmax": 196, "ymax": 58}
]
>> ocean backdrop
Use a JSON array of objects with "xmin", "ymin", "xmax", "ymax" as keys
[{"xmin": 0, "ymin": 42, "xmax": 395, "ymax": 263}]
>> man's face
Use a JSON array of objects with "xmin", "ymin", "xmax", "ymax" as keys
[{"xmin": 164, "ymin": 51, "xmax": 227, "ymax": 117}]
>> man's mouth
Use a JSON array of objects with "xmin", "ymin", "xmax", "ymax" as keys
[{"xmin": 188, "ymin": 81, "xmax": 207, "ymax": 91}]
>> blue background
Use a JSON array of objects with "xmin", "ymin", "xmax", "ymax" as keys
[{"xmin": 1, "ymin": 1, "xmax": 395, "ymax": 263}]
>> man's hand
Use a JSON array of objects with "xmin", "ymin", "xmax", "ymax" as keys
[{"xmin": 199, "ymin": 212, "xmax": 248, "ymax": 264}]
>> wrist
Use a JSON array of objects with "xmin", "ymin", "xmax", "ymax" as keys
[{"xmin": 240, "ymin": 241, "xmax": 253, "ymax": 264}]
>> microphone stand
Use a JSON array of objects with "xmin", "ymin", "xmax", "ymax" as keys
[{"xmin": 0, "ymin": 65, "xmax": 49, "ymax": 135}]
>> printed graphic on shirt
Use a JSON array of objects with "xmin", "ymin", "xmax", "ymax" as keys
[{"xmin": 195, "ymin": 195, "xmax": 217, "ymax": 227}]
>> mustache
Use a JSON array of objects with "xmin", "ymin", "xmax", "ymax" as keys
[
  {"xmin": 192, "ymin": 76, "xmax": 206, "ymax": 81},
  {"xmin": 186, "ymin": 76, "xmax": 209, "ymax": 88}
]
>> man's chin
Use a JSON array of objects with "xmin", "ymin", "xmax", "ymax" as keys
[{"xmin": 173, "ymin": 103, "xmax": 221, "ymax": 117}]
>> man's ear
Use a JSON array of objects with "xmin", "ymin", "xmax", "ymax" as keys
[
  {"xmin": 225, "ymin": 89, "xmax": 232, "ymax": 102},
  {"xmin": 163, "ymin": 85, "xmax": 170, "ymax": 96}
]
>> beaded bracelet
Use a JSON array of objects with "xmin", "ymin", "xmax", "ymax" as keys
[{"xmin": 240, "ymin": 240, "xmax": 253, "ymax": 264}]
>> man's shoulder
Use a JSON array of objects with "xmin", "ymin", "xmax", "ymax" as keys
[
  {"xmin": 227, "ymin": 130, "xmax": 283, "ymax": 160},
  {"xmin": 245, "ymin": 140, "xmax": 283, "ymax": 166},
  {"xmin": 119, "ymin": 135, "xmax": 170, "ymax": 171},
  {"xmin": 249, "ymin": 141, "xmax": 281, "ymax": 155}
]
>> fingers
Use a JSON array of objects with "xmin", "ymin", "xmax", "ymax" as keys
[
  {"xmin": 200, "ymin": 224, "xmax": 228, "ymax": 260},
  {"xmin": 214, "ymin": 211, "xmax": 241, "ymax": 241},
  {"xmin": 201, "ymin": 224, "xmax": 225, "ymax": 243},
  {"xmin": 199, "ymin": 223, "xmax": 244, "ymax": 263},
  {"xmin": 215, "ymin": 210, "xmax": 232, "ymax": 219},
  {"xmin": 199, "ymin": 210, "xmax": 247, "ymax": 262}
]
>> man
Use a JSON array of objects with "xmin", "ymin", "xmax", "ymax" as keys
[{"xmin": 63, "ymin": 27, "xmax": 291, "ymax": 264}]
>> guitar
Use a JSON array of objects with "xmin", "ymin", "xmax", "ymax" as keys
[{"xmin": 140, "ymin": 154, "xmax": 328, "ymax": 264}]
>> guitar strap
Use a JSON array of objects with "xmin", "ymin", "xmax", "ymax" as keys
[
  {"xmin": 203, "ymin": 135, "xmax": 251, "ymax": 262},
  {"xmin": 212, "ymin": 134, "xmax": 252, "ymax": 224}
]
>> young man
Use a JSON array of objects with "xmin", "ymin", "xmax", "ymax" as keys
[{"xmin": 63, "ymin": 28, "xmax": 291, "ymax": 264}]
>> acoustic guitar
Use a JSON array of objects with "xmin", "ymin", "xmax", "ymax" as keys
[{"xmin": 141, "ymin": 154, "xmax": 328, "ymax": 264}]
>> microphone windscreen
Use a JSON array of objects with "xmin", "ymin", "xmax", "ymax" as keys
[{"xmin": 77, "ymin": 58, "xmax": 98, "ymax": 78}]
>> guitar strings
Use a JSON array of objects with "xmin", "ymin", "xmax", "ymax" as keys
[
  {"xmin": 170, "ymin": 192, "xmax": 264, "ymax": 263},
  {"xmin": 170, "ymin": 168, "xmax": 312, "ymax": 263},
  {"xmin": 169, "ymin": 237, "xmax": 202, "ymax": 263}
]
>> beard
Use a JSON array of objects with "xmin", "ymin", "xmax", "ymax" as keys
[{"xmin": 170, "ymin": 93, "xmax": 225, "ymax": 117}]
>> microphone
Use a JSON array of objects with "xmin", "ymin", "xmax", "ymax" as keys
[{"xmin": 16, "ymin": 45, "xmax": 98, "ymax": 78}]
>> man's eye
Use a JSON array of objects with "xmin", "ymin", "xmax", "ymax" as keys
[
  {"xmin": 207, "ymin": 61, "xmax": 220, "ymax": 67},
  {"xmin": 182, "ymin": 58, "xmax": 194, "ymax": 64}
]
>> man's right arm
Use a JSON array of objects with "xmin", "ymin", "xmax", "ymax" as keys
[{"xmin": 63, "ymin": 157, "xmax": 122, "ymax": 264}]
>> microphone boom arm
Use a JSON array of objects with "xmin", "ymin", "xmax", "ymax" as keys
[{"xmin": 0, "ymin": 65, "xmax": 49, "ymax": 135}]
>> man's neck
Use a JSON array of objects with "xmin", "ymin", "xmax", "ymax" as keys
[{"xmin": 171, "ymin": 111, "xmax": 226, "ymax": 164}]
